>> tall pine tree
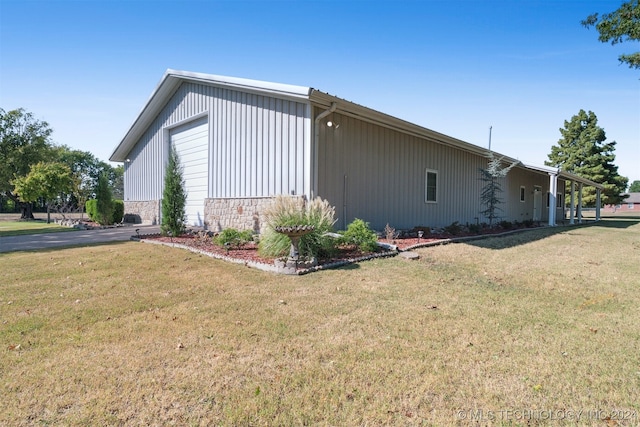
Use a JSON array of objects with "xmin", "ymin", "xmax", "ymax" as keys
[
  {"xmin": 546, "ymin": 110, "xmax": 628, "ymax": 206},
  {"xmin": 161, "ymin": 144, "xmax": 187, "ymax": 237}
]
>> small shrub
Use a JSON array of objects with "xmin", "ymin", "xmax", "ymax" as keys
[
  {"xmin": 340, "ymin": 218, "xmax": 378, "ymax": 253},
  {"xmin": 444, "ymin": 221, "xmax": 462, "ymax": 235},
  {"xmin": 468, "ymin": 223, "xmax": 482, "ymax": 234},
  {"xmin": 384, "ymin": 223, "xmax": 398, "ymax": 241},
  {"xmin": 499, "ymin": 220, "xmax": 513, "ymax": 230},
  {"xmin": 215, "ymin": 228, "xmax": 254, "ymax": 248},
  {"xmin": 522, "ymin": 219, "xmax": 534, "ymax": 228},
  {"xmin": 112, "ymin": 200, "xmax": 124, "ymax": 224},
  {"xmin": 85, "ymin": 199, "xmax": 97, "ymax": 221}
]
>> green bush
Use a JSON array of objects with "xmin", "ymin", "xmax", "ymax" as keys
[
  {"xmin": 112, "ymin": 200, "xmax": 124, "ymax": 224},
  {"xmin": 468, "ymin": 222, "xmax": 482, "ymax": 234},
  {"xmin": 444, "ymin": 221, "xmax": 462, "ymax": 235},
  {"xmin": 498, "ymin": 220, "xmax": 513, "ymax": 230},
  {"xmin": 258, "ymin": 195, "xmax": 337, "ymax": 259},
  {"xmin": 215, "ymin": 228, "xmax": 254, "ymax": 247},
  {"xmin": 85, "ymin": 199, "xmax": 123, "ymax": 225},
  {"xmin": 85, "ymin": 199, "xmax": 97, "ymax": 221},
  {"xmin": 340, "ymin": 218, "xmax": 378, "ymax": 253},
  {"xmin": 95, "ymin": 173, "xmax": 114, "ymax": 225}
]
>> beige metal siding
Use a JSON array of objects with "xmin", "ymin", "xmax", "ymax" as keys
[
  {"xmin": 316, "ymin": 110, "xmax": 487, "ymax": 230},
  {"xmin": 124, "ymin": 82, "xmax": 310, "ymax": 202}
]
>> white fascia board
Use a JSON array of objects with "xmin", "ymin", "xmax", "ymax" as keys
[{"xmin": 110, "ymin": 70, "xmax": 312, "ymax": 162}]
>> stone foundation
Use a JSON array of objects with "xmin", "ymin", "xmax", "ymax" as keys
[
  {"xmin": 204, "ymin": 196, "xmax": 305, "ymax": 233},
  {"xmin": 123, "ymin": 200, "xmax": 160, "ymax": 225}
]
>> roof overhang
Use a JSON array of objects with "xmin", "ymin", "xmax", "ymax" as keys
[
  {"xmin": 110, "ymin": 69, "xmax": 312, "ymax": 162},
  {"xmin": 520, "ymin": 163, "xmax": 604, "ymax": 189}
]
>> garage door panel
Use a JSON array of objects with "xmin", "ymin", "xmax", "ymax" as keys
[{"xmin": 170, "ymin": 118, "xmax": 209, "ymax": 227}]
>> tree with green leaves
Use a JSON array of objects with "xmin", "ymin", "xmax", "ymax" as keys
[
  {"xmin": 546, "ymin": 110, "xmax": 628, "ymax": 206},
  {"xmin": 161, "ymin": 144, "xmax": 187, "ymax": 237},
  {"xmin": 0, "ymin": 108, "xmax": 55, "ymax": 219},
  {"xmin": 479, "ymin": 152, "xmax": 518, "ymax": 226},
  {"xmin": 53, "ymin": 145, "xmax": 123, "ymax": 216},
  {"xmin": 582, "ymin": 0, "xmax": 640, "ymax": 70},
  {"xmin": 94, "ymin": 172, "xmax": 114, "ymax": 225},
  {"xmin": 12, "ymin": 162, "xmax": 74, "ymax": 223},
  {"xmin": 629, "ymin": 180, "xmax": 640, "ymax": 192}
]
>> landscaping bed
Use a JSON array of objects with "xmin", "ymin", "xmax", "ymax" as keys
[{"xmin": 138, "ymin": 221, "xmax": 543, "ymax": 274}]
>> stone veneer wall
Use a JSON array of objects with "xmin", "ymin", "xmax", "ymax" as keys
[
  {"xmin": 123, "ymin": 200, "xmax": 161, "ymax": 225},
  {"xmin": 204, "ymin": 196, "xmax": 305, "ymax": 233}
]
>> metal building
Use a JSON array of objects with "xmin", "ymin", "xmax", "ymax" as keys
[{"xmin": 110, "ymin": 70, "xmax": 602, "ymax": 231}]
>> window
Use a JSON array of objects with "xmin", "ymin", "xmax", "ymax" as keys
[
  {"xmin": 520, "ymin": 186, "xmax": 525, "ymax": 202},
  {"xmin": 557, "ymin": 193, "xmax": 563, "ymax": 209},
  {"xmin": 629, "ymin": 203, "xmax": 635, "ymax": 210},
  {"xmin": 425, "ymin": 169, "xmax": 438, "ymax": 203}
]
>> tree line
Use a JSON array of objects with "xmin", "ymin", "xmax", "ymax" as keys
[{"xmin": 0, "ymin": 108, "xmax": 123, "ymax": 220}]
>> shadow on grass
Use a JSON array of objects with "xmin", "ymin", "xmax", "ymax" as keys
[{"xmin": 462, "ymin": 218, "xmax": 639, "ymax": 250}]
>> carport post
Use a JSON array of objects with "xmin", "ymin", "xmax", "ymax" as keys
[
  {"xmin": 577, "ymin": 183, "xmax": 583, "ymax": 224},
  {"xmin": 569, "ymin": 181, "xmax": 575, "ymax": 225},
  {"xmin": 548, "ymin": 173, "xmax": 557, "ymax": 226},
  {"xmin": 596, "ymin": 188, "xmax": 601, "ymax": 221}
]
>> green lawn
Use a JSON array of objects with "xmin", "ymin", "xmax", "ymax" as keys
[
  {"xmin": 0, "ymin": 220, "xmax": 78, "ymax": 237},
  {"xmin": 1, "ymin": 218, "xmax": 639, "ymax": 426}
]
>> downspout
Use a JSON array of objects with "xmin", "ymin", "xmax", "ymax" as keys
[{"xmin": 312, "ymin": 102, "xmax": 337, "ymax": 199}]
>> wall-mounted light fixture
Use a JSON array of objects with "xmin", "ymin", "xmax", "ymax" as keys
[
  {"xmin": 125, "ymin": 159, "xmax": 131, "ymax": 163},
  {"xmin": 326, "ymin": 121, "xmax": 340, "ymax": 129}
]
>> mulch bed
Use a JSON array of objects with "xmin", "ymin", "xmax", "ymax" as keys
[{"xmin": 136, "ymin": 223, "xmax": 543, "ymax": 274}]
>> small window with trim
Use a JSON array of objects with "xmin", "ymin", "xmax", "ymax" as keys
[
  {"xmin": 557, "ymin": 193, "xmax": 563, "ymax": 209},
  {"xmin": 425, "ymin": 169, "xmax": 438, "ymax": 203},
  {"xmin": 520, "ymin": 186, "xmax": 525, "ymax": 202}
]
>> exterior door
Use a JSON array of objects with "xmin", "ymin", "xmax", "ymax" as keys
[
  {"xmin": 170, "ymin": 117, "xmax": 209, "ymax": 227},
  {"xmin": 533, "ymin": 186, "xmax": 542, "ymax": 221}
]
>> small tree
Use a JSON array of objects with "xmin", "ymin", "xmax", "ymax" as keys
[
  {"xmin": 629, "ymin": 180, "xmax": 640, "ymax": 193},
  {"xmin": 479, "ymin": 152, "xmax": 518, "ymax": 226},
  {"xmin": 12, "ymin": 162, "xmax": 73, "ymax": 223},
  {"xmin": 95, "ymin": 172, "xmax": 114, "ymax": 225},
  {"xmin": 161, "ymin": 145, "xmax": 187, "ymax": 237}
]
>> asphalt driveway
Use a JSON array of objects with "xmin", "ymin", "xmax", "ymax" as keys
[{"xmin": 0, "ymin": 225, "xmax": 160, "ymax": 253}]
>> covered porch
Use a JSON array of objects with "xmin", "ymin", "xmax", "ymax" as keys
[{"xmin": 521, "ymin": 164, "xmax": 605, "ymax": 226}]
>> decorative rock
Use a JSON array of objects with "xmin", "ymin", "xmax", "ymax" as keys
[{"xmin": 399, "ymin": 251, "xmax": 420, "ymax": 260}]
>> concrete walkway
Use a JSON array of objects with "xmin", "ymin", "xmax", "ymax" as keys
[{"xmin": 0, "ymin": 225, "xmax": 160, "ymax": 253}]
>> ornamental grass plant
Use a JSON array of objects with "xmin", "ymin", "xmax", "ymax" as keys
[{"xmin": 258, "ymin": 195, "xmax": 337, "ymax": 259}]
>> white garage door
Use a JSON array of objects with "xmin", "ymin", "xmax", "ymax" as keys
[{"xmin": 170, "ymin": 118, "xmax": 209, "ymax": 227}]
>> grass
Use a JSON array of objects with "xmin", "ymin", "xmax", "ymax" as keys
[
  {"xmin": 1, "ymin": 218, "xmax": 639, "ymax": 425},
  {"xmin": 0, "ymin": 220, "xmax": 78, "ymax": 237}
]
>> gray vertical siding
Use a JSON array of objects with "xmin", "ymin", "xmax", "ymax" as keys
[
  {"xmin": 316, "ymin": 111, "xmax": 488, "ymax": 230},
  {"xmin": 124, "ymin": 82, "xmax": 311, "ymax": 202}
]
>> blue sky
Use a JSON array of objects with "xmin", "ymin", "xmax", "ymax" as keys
[{"xmin": 1, "ymin": 0, "xmax": 638, "ymax": 184}]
